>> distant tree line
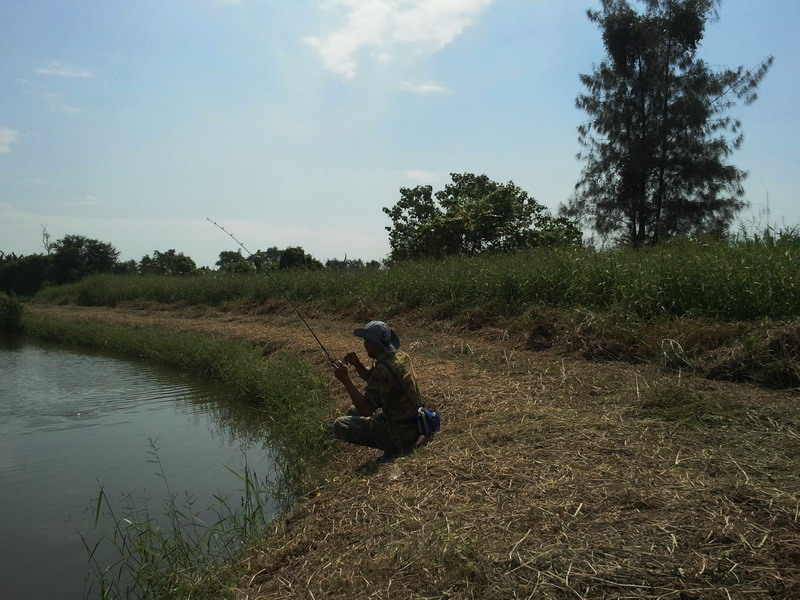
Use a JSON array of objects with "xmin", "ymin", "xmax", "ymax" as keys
[
  {"xmin": 215, "ymin": 247, "xmax": 381, "ymax": 273},
  {"xmin": 0, "ymin": 229, "xmax": 381, "ymax": 296},
  {"xmin": 1, "ymin": 234, "xmax": 125, "ymax": 296}
]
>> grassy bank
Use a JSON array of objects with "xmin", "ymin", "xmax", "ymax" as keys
[
  {"xmin": 35, "ymin": 233, "xmax": 800, "ymax": 321},
  {"xmin": 22, "ymin": 303, "xmax": 800, "ymax": 598},
  {"xmin": 31, "ymin": 233, "xmax": 800, "ymax": 389},
  {"xmin": 22, "ymin": 311, "xmax": 339, "ymax": 599}
]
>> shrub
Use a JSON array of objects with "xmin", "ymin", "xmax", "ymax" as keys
[{"xmin": 0, "ymin": 292, "xmax": 24, "ymax": 333}]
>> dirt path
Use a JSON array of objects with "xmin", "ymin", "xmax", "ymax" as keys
[{"xmin": 28, "ymin": 304, "xmax": 800, "ymax": 599}]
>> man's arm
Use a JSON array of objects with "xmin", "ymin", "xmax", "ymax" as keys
[{"xmin": 333, "ymin": 361, "xmax": 374, "ymax": 416}]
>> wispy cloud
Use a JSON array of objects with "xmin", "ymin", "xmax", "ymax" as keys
[
  {"xmin": 400, "ymin": 81, "xmax": 448, "ymax": 94},
  {"xmin": 75, "ymin": 195, "xmax": 102, "ymax": 207},
  {"xmin": 304, "ymin": 0, "xmax": 497, "ymax": 79},
  {"xmin": 403, "ymin": 170, "xmax": 445, "ymax": 185},
  {"xmin": 42, "ymin": 92, "xmax": 80, "ymax": 114},
  {"xmin": 0, "ymin": 127, "xmax": 18, "ymax": 154},
  {"xmin": 35, "ymin": 61, "xmax": 94, "ymax": 78}
]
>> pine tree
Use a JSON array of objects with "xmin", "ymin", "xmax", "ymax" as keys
[{"xmin": 564, "ymin": 0, "xmax": 772, "ymax": 246}]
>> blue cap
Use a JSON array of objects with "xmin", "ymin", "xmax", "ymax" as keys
[{"xmin": 353, "ymin": 320, "xmax": 400, "ymax": 353}]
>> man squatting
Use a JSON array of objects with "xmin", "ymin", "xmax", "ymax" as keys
[{"xmin": 332, "ymin": 320, "xmax": 421, "ymax": 459}]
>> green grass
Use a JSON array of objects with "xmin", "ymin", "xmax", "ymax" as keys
[
  {"xmin": 0, "ymin": 291, "xmax": 24, "ymax": 332},
  {"xmin": 29, "ymin": 230, "xmax": 800, "ymax": 389},
  {"xmin": 35, "ymin": 231, "xmax": 800, "ymax": 322}
]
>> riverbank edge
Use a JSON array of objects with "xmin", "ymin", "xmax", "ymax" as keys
[
  {"xmin": 21, "ymin": 309, "xmax": 342, "ymax": 598},
  {"xmin": 22, "ymin": 302, "xmax": 800, "ymax": 599}
]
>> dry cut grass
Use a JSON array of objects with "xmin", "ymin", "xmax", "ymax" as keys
[
  {"xmin": 27, "ymin": 304, "xmax": 800, "ymax": 599},
  {"xmin": 236, "ymin": 327, "xmax": 800, "ymax": 600}
]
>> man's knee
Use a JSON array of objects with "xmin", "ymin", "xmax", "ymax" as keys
[
  {"xmin": 332, "ymin": 416, "xmax": 351, "ymax": 441},
  {"xmin": 334, "ymin": 414, "xmax": 391, "ymax": 451},
  {"xmin": 333, "ymin": 415, "xmax": 369, "ymax": 443},
  {"xmin": 333, "ymin": 407, "xmax": 361, "ymax": 440}
]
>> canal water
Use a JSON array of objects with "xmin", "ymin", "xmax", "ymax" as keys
[{"xmin": 0, "ymin": 335, "xmax": 281, "ymax": 599}]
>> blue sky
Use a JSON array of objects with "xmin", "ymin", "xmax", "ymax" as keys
[{"xmin": 1, "ymin": 0, "xmax": 798, "ymax": 267}]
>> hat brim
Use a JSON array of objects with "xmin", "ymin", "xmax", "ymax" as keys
[{"xmin": 354, "ymin": 327, "xmax": 401, "ymax": 352}]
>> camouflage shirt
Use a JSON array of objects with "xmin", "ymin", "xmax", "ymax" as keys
[{"xmin": 364, "ymin": 350, "xmax": 421, "ymax": 443}]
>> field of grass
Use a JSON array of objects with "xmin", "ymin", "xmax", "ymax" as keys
[
  {"xmin": 33, "ymin": 232, "xmax": 800, "ymax": 389},
  {"xmin": 35, "ymin": 232, "xmax": 800, "ymax": 321}
]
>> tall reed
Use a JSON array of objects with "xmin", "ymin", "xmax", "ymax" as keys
[
  {"xmin": 83, "ymin": 441, "xmax": 282, "ymax": 600},
  {"xmin": 36, "ymin": 230, "xmax": 800, "ymax": 322}
]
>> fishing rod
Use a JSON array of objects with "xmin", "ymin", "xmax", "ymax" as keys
[{"xmin": 207, "ymin": 218, "xmax": 335, "ymax": 364}]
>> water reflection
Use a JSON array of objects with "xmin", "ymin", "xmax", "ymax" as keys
[{"xmin": 0, "ymin": 335, "xmax": 280, "ymax": 600}]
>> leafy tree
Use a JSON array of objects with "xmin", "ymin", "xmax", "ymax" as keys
[
  {"xmin": 216, "ymin": 246, "xmax": 322, "ymax": 272},
  {"xmin": 279, "ymin": 246, "xmax": 323, "ymax": 270},
  {"xmin": 141, "ymin": 249, "xmax": 197, "ymax": 275},
  {"xmin": 0, "ymin": 254, "xmax": 51, "ymax": 296},
  {"xmin": 383, "ymin": 184, "xmax": 446, "ymax": 260},
  {"xmin": 2, "ymin": 233, "xmax": 120, "ymax": 294},
  {"xmin": 384, "ymin": 173, "xmax": 581, "ymax": 261},
  {"xmin": 248, "ymin": 247, "xmax": 282, "ymax": 271},
  {"xmin": 0, "ymin": 291, "xmax": 24, "ymax": 333},
  {"xmin": 325, "ymin": 256, "xmax": 365, "ymax": 270},
  {"xmin": 50, "ymin": 234, "xmax": 119, "ymax": 284},
  {"xmin": 114, "ymin": 259, "xmax": 139, "ymax": 275},
  {"xmin": 564, "ymin": 0, "xmax": 772, "ymax": 246},
  {"xmin": 325, "ymin": 257, "xmax": 382, "ymax": 270},
  {"xmin": 215, "ymin": 250, "xmax": 254, "ymax": 273}
]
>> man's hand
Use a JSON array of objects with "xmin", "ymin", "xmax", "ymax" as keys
[
  {"xmin": 332, "ymin": 359, "xmax": 371, "ymax": 415},
  {"xmin": 343, "ymin": 352, "xmax": 371, "ymax": 382},
  {"xmin": 332, "ymin": 360, "xmax": 351, "ymax": 383},
  {"xmin": 343, "ymin": 352, "xmax": 361, "ymax": 367}
]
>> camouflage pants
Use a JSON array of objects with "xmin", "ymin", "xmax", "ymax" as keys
[{"xmin": 332, "ymin": 406, "xmax": 418, "ymax": 453}]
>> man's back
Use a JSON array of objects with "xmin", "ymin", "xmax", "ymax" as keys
[{"xmin": 366, "ymin": 350, "xmax": 421, "ymax": 425}]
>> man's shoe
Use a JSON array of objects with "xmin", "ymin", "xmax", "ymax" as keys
[{"xmin": 377, "ymin": 451, "xmax": 399, "ymax": 463}]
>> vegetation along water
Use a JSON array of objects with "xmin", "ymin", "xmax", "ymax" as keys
[{"xmin": 6, "ymin": 311, "xmax": 337, "ymax": 599}]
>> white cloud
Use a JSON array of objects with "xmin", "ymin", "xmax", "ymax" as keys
[
  {"xmin": 0, "ymin": 127, "xmax": 18, "ymax": 154},
  {"xmin": 35, "ymin": 61, "xmax": 94, "ymax": 78},
  {"xmin": 400, "ymin": 81, "xmax": 448, "ymax": 94},
  {"xmin": 305, "ymin": 0, "xmax": 497, "ymax": 79},
  {"xmin": 42, "ymin": 92, "xmax": 80, "ymax": 114}
]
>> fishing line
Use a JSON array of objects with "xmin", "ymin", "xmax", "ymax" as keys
[{"xmin": 207, "ymin": 218, "xmax": 335, "ymax": 364}]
